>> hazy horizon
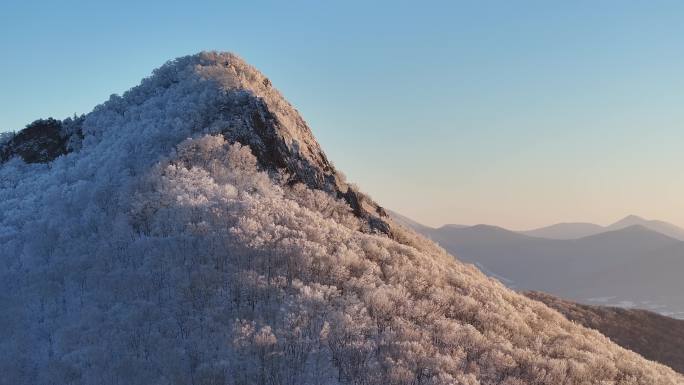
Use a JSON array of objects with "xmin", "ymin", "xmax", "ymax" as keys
[
  {"xmin": 395, "ymin": 211, "xmax": 684, "ymax": 233},
  {"xmin": 2, "ymin": 1, "xmax": 683, "ymax": 230}
]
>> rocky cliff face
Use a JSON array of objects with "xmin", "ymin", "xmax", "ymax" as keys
[{"xmin": 0, "ymin": 118, "xmax": 77, "ymax": 164}]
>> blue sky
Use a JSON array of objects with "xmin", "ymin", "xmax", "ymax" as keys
[{"xmin": 2, "ymin": 1, "xmax": 683, "ymax": 229}]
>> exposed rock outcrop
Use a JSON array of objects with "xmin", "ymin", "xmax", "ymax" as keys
[{"xmin": 1, "ymin": 118, "xmax": 68, "ymax": 163}]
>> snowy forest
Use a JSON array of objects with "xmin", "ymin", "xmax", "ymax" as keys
[{"xmin": 0, "ymin": 52, "xmax": 681, "ymax": 385}]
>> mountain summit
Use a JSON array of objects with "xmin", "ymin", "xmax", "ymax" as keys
[
  {"xmin": 1, "ymin": 52, "xmax": 389, "ymax": 234},
  {"xmin": 606, "ymin": 215, "xmax": 684, "ymax": 240},
  {"xmin": 0, "ymin": 52, "xmax": 681, "ymax": 384}
]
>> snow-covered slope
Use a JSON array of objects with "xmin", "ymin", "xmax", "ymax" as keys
[
  {"xmin": 526, "ymin": 291, "xmax": 684, "ymax": 374},
  {"xmin": 0, "ymin": 52, "xmax": 681, "ymax": 385}
]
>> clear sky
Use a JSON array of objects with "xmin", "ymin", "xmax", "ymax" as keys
[{"xmin": 2, "ymin": 0, "xmax": 683, "ymax": 229}]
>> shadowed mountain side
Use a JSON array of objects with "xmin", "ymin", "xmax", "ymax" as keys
[
  {"xmin": 526, "ymin": 291, "xmax": 684, "ymax": 374},
  {"xmin": 569, "ymin": 241, "xmax": 684, "ymax": 317}
]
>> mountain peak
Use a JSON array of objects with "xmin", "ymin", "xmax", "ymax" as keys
[
  {"xmin": 607, "ymin": 215, "xmax": 684, "ymax": 241},
  {"xmin": 586, "ymin": 224, "xmax": 678, "ymax": 242},
  {"xmin": 0, "ymin": 51, "xmax": 391, "ymax": 234},
  {"xmin": 615, "ymin": 214, "xmax": 646, "ymax": 224}
]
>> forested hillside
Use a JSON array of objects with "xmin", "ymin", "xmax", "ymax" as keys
[
  {"xmin": 526, "ymin": 291, "xmax": 684, "ymax": 374},
  {"xmin": 0, "ymin": 52, "xmax": 681, "ymax": 385}
]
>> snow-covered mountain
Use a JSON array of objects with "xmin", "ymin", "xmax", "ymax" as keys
[{"xmin": 1, "ymin": 52, "xmax": 681, "ymax": 384}]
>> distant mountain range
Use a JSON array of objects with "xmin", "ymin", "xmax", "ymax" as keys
[
  {"xmin": 391, "ymin": 212, "xmax": 684, "ymax": 318},
  {"xmin": 522, "ymin": 214, "xmax": 684, "ymax": 241}
]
